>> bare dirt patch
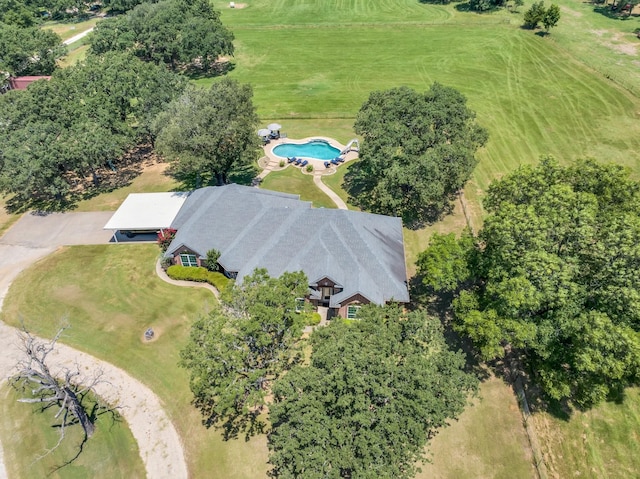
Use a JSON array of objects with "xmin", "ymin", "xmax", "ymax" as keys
[
  {"xmin": 560, "ymin": 5, "xmax": 582, "ymax": 17},
  {"xmin": 231, "ymin": 2, "xmax": 247, "ymax": 8}
]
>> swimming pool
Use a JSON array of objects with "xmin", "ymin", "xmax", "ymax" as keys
[{"xmin": 272, "ymin": 140, "xmax": 341, "ymax": 161}]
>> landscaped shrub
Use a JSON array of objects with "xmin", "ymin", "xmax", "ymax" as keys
[
  {"xmin": 279, "ymin": 160, "xmax": 285, "ymax": 167},
  {"xmin": 204, "ymin": 248, "xmax": 221, "ymax": 272},
  {"xmin": 207, "ymin": 271, "xmax": 230, "ymax": 292},
  {"xmin": 306, "ymin": 164, "xmax": 314, "ymax": 172},
  {"xmin": 306, "ymin": 312, "xmax": 321, "ymax": 326},
  {"xmin": 166, "ymin": 265, "xmax": 232, "ymax": 293},
  {"xmin": 167, "ymin": 265, "xmax": 208, "ymax": 282}
]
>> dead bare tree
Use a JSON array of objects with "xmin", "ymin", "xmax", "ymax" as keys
[{"xmin": 10, "ymin": 327, "xmax": 109, "ymax": 455}]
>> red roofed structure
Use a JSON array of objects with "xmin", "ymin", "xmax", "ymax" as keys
[{"xmin": 8, "ymin": 76, "xmax": 51, "ymax": 90}]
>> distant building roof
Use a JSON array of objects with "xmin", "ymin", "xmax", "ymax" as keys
[
  {"xmin": 165, "ymin": 184, "xmax": 409, "ymax": 306},
  {"xmin": 8, "ymin": 76, "xmax": 51, "ymax": 91},
  {"xmin": 104, "ymin": 192, "xmax": 191, "ymax": 230}
]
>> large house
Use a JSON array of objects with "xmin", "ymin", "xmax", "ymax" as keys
[{"xmin": 106, "ymin": 184, "xmax": 410, "ymax": 318}]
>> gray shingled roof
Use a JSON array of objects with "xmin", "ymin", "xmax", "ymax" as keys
[{"xmin": 165, "ymin": 184, "xmax": 409, "ymax": 306}]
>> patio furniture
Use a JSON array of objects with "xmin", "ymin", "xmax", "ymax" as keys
[
  {"xmin": 288, "ymin": 157, "xmax": 296, "ymax": 163},
  {"xmin": 324, "ymin": 161, "xmax": 331, "ymax": 168},
  {"xmin": 336, "ymin": 157, "xmax": 345, "ymax": 163},
  {"xmin": 300, "ymin": 160, "xmax": 308, "ymax": 167},
  {"xmin": 330, "ymin": 158, "xmax": 339, "ymax": 165}
]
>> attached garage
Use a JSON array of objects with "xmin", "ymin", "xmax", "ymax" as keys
[{"xmin": 103, "ymin": 192, "xmax": 190, "ymax": 241}]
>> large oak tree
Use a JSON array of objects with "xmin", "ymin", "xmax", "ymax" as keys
[
  {"xmin": 0, "ymin": 51, "xmax": 183, "ymax": 206},
  {"xmin": 0, "ymin": 23, "xmax": 64, "ymax": 76},
  {"xmin": 180, "ymin": 269, "xmax": 309, "ymax": 439},
  {"xmin": 421, "ymin": 157, "xmax": 640, "ymax": 408},
  {"xmin": 153, "ymin": 79, "xmax": 260, "ymax": 187},
  {"xmin": 89, "ymin": 0, "xmax": 234, "ymax": 72},
  {"xmin": 268, "ymin": 305, "xmax": 477, "ymax": 479},
  {"xmin": 344, "ymin": 83, "xmax": 487, "ymax": 226}
]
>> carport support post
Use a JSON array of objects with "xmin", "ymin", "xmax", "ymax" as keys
[{"xmin": 112, "ymin": 230, "xmax": 118, "ymax": 243}]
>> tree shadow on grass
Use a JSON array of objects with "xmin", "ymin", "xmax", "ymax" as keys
[
  {"xmin": 3, "ymin": 143, "xmax": 154, "ymax": 214},
  {"xmin": 593, "ymin": 4, "xmax": 639, "ymax": 20},
  {"xmin": 30, "ymin": 393, "xmax": 121, "ymax": 476},
  {"xmin": 408, "ymin": 275, "xmax": 490, "ymax": 382},
  {"xmin": 183, "ymin": 61, "xmax": 235, "ymax": 81}
]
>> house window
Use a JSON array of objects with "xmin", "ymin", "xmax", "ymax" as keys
[
  {"xmin": 321, "ymin": 287, "xmax": 333, "ymax": 300},
  {"xmin": 180, "ymin": 253, "xmax": 198, "ymax": 267},
  {"xmin": 346, "ymin": 305, "xmax": 361, "ymax": 319},
  {"xmin": 295, "ymin": 298, "xmax": 305, "ymax": 313}
]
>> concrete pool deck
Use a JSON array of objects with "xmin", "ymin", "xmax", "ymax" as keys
[{"xmin": 261, "ymin": 136, "xmax": 359, "ymax": 176}]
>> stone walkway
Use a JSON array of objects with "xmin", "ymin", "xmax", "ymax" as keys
[
  {"xmin": 155, "ymin": 260, "xmax": 220, "ymax": 300},
  {"xmin": 313, "ymin": 174, "xmax": 348, "ymax": 210},
  {"xmin": 257, "ymin": 136, "xmax": 356, "ymax": 211}
]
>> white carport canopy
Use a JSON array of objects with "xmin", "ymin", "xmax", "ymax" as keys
[{"xmin": 104, "ymin": 192, "xmax": 190, "ymax": 234}]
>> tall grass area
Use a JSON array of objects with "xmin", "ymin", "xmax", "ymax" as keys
[
  {"xmin": 0, "ymin": 385, "xmax": 144, "ymax": 479},
  {"xmin": 417, "ymin": 376, "xmax": 535, "ymax": 479},
  {"xmin": 0, "ymin": 245, "xmax": 269, "ymax": 478},
  {"xmin": 533, "ymin": 388, "xmax": 640, "ymax": 478}
]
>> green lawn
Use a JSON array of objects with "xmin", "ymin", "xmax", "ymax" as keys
[
  {"xmin": 320, "ymin": 161, "xmax": 359, "ymax": 211},
  {"xmin": 59, "ymin": 43, "xmax": 90, "ymax": 68},
  {"xmin": 259, "ymin": 167, "xmax": 336, "ymax": 208},
  {"xmin": 533, "ymin": 388, "xmax": 640, "ymax": 478},
  {"xmin": 0, "ymin": 385, "xmax": 144, "ymax": 479},
  {"xmin": 0, "ymin": 245, "xmax": 269, "ymax": 478},
  {"xmin": 41, "ymin": 17, "xmax": 100, "ymax": 42},
  {"xmin": 211, "ymin": 0, "xmax": 640, "ymax": 196},
  {"xmin": 417, "ymin": 375, "xmax": 535, "ymax": 479}
]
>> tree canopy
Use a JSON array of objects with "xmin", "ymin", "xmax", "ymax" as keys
[
  {"xmin": 422, "ymin": 158, "xmax": 640, "ymax": 408},
  {"xmin": 153, "ymin": 79, "xmax": 260, "ymax": 187},
  {"xmin": 344, "ymin": 83, "xmax": 487, "ymax": 226},
  {"xmin": 524, "ymin": 1, "xmax": 560, "ymax": 31},
  {"xmin": 0, "ymin": 22, "xmax": 65, "ymax": 76},
  {"xmin": 0, "ymin": 51, "xmax": 183, "ymax": 207},
  {"xmin": 180, "ymin": 269, "xmax": 309, "ymax": 439},
  {"xmin": 268, "ymin": 304, "xmax": 477, "ymax": 479},
  {"xmin": 89, "ymin": 0, "xmax": 234, "ymax": 72}
]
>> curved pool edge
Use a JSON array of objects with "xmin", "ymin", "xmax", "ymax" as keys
[{"xmin": 262, "ymin": 136, "xmax": 359, "ymax": 173}]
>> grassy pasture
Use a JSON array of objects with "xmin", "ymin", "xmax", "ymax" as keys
[
  {"xmin": 41, "ymin": 17, "xmax": 100, "ymax": 42},
  {"xmin": 0, "ymin": 385, "xmax": 144, "ymax": 479},
  {"xmin": 212, "ymin": 0, "xmax": 640, "ymax": 197}
]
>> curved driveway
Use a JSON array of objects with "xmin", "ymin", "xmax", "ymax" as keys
[{"xmin": 0, "ymin": 212, "xmax": 188, "ymax": 479}]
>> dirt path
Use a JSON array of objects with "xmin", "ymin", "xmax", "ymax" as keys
[
  {"xmin": 63, "ymin": 27, "xmax": 94, "ymax": 45},
  {"xmin": 0, "ymin": 213, "xmax": 189, "ymax": 478}
]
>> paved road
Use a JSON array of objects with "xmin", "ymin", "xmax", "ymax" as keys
[{"xmin": 0, "ymin": 212, "xmax": 188, "ymax": 479}]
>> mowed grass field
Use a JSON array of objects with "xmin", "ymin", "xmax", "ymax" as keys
[
  {"xmin": 0, "ymin": 246, "xmax": 269, "ymax": 479},
  {"xmin": 211, "ymin": 0, "xmax": 640, "ymax": 214},
  {"xmin": 260, "ymin": 166, "xmax": 336, "ymax": 208}
]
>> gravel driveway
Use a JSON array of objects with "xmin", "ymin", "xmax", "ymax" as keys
[{"xmin": 0, "ymin": 212, "xmax": 188, "ymax": 479}]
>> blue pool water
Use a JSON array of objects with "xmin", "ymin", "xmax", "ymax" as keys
[{"xmin": 273, "ymin": 140, "xmax": 340, "ymax": 160}]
